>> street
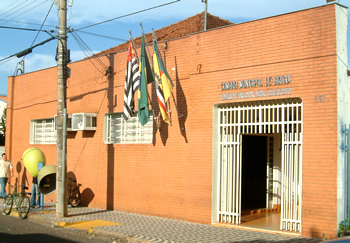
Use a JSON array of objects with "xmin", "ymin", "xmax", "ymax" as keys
[{"xmin": 0, "ymin": 213, "xmax": 115, "ymax": 243}]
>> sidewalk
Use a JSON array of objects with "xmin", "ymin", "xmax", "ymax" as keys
[{"xmin": 23, "ymin": 202, "xmax": 323, "ymax": 243}]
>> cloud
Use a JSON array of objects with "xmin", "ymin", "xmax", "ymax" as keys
[
  {"xmin": 69, "ymin": 50, "xmax": 97, "ymax": 62},
  {"xmin": 0, "ymin": 53, "xmax": 55, "ymax": 76},
  {"xmin": 1, "ymin": 0, "xmax": 343, "ymax": 30},
  {"xmin": 23, "ymin": 53, "xmax": 57, "ymax": 73},
  {"xmin": 207, "ymin": 0, "xmax": 327, "ymax": 21},
  {"xmin": 1, "ymin": 0, "xmax": 350, "ymax": 96},
  {"xmin": 0, "ymin": 57, "xmax": 18, "ymax": 75},
  {"xmin": 0, "ymin": 57, "xmax": 17, "ymax": 94},
  {"xmin": 64, "ymin": 0, "xmax": 330, "ymax": 26}
]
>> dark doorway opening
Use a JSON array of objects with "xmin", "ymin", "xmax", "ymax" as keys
[{"xmin": 241, "ymin": 135, "xmax": 267, "ymax": 212}]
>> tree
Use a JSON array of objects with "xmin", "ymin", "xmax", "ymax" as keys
[{"xmin": 0, "ymin": 108, "xmax": 6, "ymax": 145}]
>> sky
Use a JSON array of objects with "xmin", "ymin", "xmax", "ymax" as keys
[{"xmin": 0, "ymin": 0, "xmax": 349, "ymax": 96}]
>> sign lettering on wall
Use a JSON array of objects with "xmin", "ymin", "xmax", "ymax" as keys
[{"xmin": 221, "ymin": 75, "xmax": 292, "ymax": 101}]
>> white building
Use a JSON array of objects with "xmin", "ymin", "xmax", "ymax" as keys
[{"xmin": 0, "ymin": 96, "xmax": 6, "ymax": 135}]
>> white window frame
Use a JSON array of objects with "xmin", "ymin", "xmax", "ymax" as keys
[
  {"xmin": 104, "ymin": 113, "xmax": 153, "ymax": 144},
  {"xmin": 30, "ymin": 118, "xmax": 57, "ymax": 144}
]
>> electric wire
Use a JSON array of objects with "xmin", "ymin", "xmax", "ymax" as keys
[
  {"xmin": 17, "ymin": 1, "xmax": 54, "ymax": 76},
  {"xmin": 0, "ymin": 1, "xmax": 23, "ymax": 16},
  {"xmin": 0, "ymin": 54, "xmax": 16, "ymax": 64},
  {"xmin": 70, "ymin": 31, "xmax": 108, "ymax": 75},
  {"xmin": 0, "ymin": 0, "xmax": 28, "ymax": 19},
  {"xmin": 0, "ymin": 25, "xmax": 51, "ymax": 33},
  {"xmin": 71, "ymin": 31, "xmax": 109, "ymax": 73},
  {"xmin": 0, "ymin": 19, "xmax": 55, "ymax": 28},
  {"xmin": 74, "ymin": 0, "xmax": 181, "ymax": 31},
  {"xmin": 0, "ymin": 2, "xmax": 55, "ymax": 70},
  {"xmin": 0, "ymin": 0, "xmax": 38, "ymax": 22},
  {"xmin": 0, "ymin": 25, "xmax": 123, "ymax": 44},
  {"xmin": 0, "ymin": 0, "xmax": 49, "ymax": 26},
  {"xmin": 70, "ymin": 31, "xmax": 94, "ymax": 57},
  {"xmin": 28, "ymin": 3, "xmax": 54, "ymax": 50},
  {"xmin": 74, "ymin": 30, "xmax": 127, "ymax": 43},
  {"xmin": 0, "ymin": 0, "xmax": 181, "ymax": 72}
]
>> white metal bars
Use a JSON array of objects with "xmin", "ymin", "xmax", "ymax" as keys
[
  {"xmin": 281, "ymin": 132, "xmax": 302, "ymax": 232},
  {"xmin": 104, "ymin": 113, "xmax": 153, "ymax": 144},
  {"xmin": 280, "ymin": 100, "xmax": 302, "ymax": 232},
  {"xmin": 216, "ymin": 98, "xmax": 302, "ymax": 231},
  {"xmin": 31, "ymin": 119, "xmax": 56, "ymax": 144},
  {"xmin": 218, "ymin": 106, "xmax": 242, "ymax": 224}
]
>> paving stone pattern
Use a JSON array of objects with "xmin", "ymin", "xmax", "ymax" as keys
[{"xmin": 35, "ymin": 205, "xmax": 322, "ymax": 243}]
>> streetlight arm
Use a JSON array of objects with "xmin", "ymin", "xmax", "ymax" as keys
[{"xmin": 15, "ymin": 36, "xmax": 56, "ymax": 58}]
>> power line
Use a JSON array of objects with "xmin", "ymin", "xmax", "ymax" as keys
[
  {"xmin": 70, "ymin": 31, "xmax": 94, "ymax": 57},
  {"xmin": 0, "ymin": 55, "xmax": 16, "ymax": 65},
  {"xmin": 0, "ymin": 25, "xmax": 53, "ymax": 33},
  {"xmin": 70, "ymin": 31, "xmax": 109, "ymax": 75},
  {"xmin": 0, "ymin": 0, "xmax": 182, "ymax": 71},
  {"xmin": 0, "ymin": 1, "xmax": 24, "ymax": 15},
  {"xmin": 0, "ymin": 18, "xmax": 55, "ymax": 28},
  {"xmin": 0, "ymin": 35, "xmax": 56, "ymax": 66},
  {"xmin": 0, "ymin": 0, "xmax": 28, "ymax": 19},
  {"xmin": 0, "ymin": 25, "xmax": 125, "ymax": 43},
  {"xmin": 29, "ymin": 3, "xmax": 54, "ymax": 48},
  {"xmin": 75, "ymin": 0, "xmax": 181, "ymax": 31},
  {"xmin": 20, "ymin": 1, "xmax": 54, "ymax": 66},
  {"xmin": 0, "ymin": 0, "xmax": 49, "ymax": 26},
  {"xmin": 74, "ymin": 30, "xmax": 127, "ymax": 43}
]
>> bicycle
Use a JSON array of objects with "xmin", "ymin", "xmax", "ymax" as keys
[
  {"xmin": 67, "ymin": 177, "xmax": 81, "ymax": 207},
  {"xmin": 3, "ymin": 182, "xmax": 31, "ymax": 219}
]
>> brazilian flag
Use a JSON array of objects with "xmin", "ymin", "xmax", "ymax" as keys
[{"xmin": 138, "ymin": 35, "xmax": 154, "ymax": 126}]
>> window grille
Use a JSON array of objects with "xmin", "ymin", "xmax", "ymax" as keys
[
  {"xmin": 30, "ymin": 119, "xmax": 56, "ymax": 144},
  {"xmin": 104, "ymin": 113, "xmax": 153, "ymax": 144}
]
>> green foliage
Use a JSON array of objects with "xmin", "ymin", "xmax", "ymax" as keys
[
  {"xmin": 0, "ymin": 107, "xmax": 6, "ymax": 135},
  {"xmin": 339, "ymin": 219, "xmax": 350, "ymax": 237},
  {"xmin": 0, "ymin": 108, "xmax": 6, "ymax": 145}
]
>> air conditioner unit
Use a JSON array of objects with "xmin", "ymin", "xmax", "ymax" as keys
[
  {"xmin": 54, "ymin": 115, "xmax": 72, "ymax": 131},
  {"xmin": 72, "ymin": 113, "xmax": 97, "ymax": 131}
]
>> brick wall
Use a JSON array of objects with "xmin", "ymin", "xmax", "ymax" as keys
[{"xmin": 6, "ymin": 4, "xmax": 340, "ymax": 239}]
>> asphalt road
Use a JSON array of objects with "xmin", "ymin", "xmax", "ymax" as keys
[{"xmin": 0, "ymin": 213, "xmax": 116, "ymax": 243}]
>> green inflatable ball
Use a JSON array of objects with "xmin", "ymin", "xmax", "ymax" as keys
[{"xmin": 22, "ymin": 148, "xmax": 46, "ymax": 177}]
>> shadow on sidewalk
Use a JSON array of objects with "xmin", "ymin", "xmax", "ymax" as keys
[{"xmin": 29, "ymin": 204, "xmax": 109, "ymax": 218}]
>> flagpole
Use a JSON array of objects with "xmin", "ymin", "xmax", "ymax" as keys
[
  {"xmin": 152, "ymin": 29, "xmax": 184, "ymax": 130},
  {"xmin": 129, "ymin": 30, "xmax": 160, "ymax": 131},
  {"xmin": 140, "ymin": 23, "xmax": 154, "ymax": 71},
  {"xmin": 128, "ymin": 31, "xmax": 139, "ymax": 61}
]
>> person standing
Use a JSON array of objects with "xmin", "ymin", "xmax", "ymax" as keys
[
  {"xmin": 30, "ymin": 177, "xmax": 41, "ymax": 208},
  {"xmin": 0, "ymin": 153, "xmax": 14, "ymax": 198}
]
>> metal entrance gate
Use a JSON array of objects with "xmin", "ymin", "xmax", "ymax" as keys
[{"xmin": 215, "ymin": 98, "xmax": 302, "ymax": 232}]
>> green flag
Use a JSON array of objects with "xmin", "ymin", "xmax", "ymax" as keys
[{"xmin": 138, "ymin": 35, "xmax": 154, "ymax": 126}]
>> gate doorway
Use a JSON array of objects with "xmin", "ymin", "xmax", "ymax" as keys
[{"xmin": 212, "ymin": 98, "xmax": 302, "ymax": 233}]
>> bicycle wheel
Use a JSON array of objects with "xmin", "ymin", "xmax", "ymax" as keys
[
  {"xmin": 69, "ymin": 188, "xmax": 81, "ymax": 207},
  {"xmin": 18, "ymin": 196, "xmax": 30, "ymax": 219},
  {"xmin": 3, "ymin": 194, "xmax": 13, "ymax": 215}
]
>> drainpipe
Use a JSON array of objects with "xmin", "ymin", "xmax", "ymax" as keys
[
  {"xmin": 202, "ymin": 0, "xmax": 208, "ymax": 31},
  {"xmin": 342, "ymin": 124, "xmax": 350, "ymax": 221},
  {"xmin": 347, "ymin": 126, "xmax": 350, "ymax": 220}
]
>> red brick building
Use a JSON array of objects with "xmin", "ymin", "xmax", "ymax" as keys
[{"xmin": 5, "ymin": 3, "xmax": 350, "ymax": 239}]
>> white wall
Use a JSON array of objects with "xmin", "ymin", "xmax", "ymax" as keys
[{"xmin": 336, "ymin": 4, "xmax": 350, "ymax": 228}]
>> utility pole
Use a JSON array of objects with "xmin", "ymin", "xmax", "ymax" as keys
[{"xmin": 56, "ymin": 0, "xmax": 68, "ymax": 217}]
